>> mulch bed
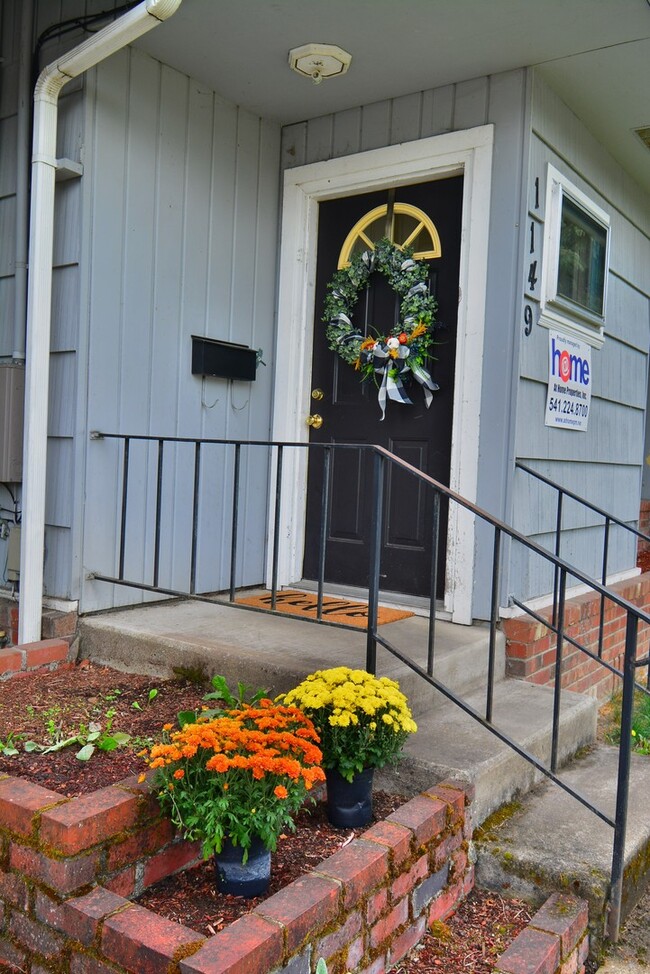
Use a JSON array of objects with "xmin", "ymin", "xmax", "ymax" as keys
[{"xmin": 0, "ymin": 661, "xmax": 536, "ymax": 972}]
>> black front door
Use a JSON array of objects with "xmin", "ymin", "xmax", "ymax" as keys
[{"xmin": 302, "ymin": 176, "xmax": 463, "ymax": 598}]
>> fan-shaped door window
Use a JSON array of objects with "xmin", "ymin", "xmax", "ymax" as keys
[{"xmin": 337, "ymin": 202, "xmax": 442, "ymax": 269}]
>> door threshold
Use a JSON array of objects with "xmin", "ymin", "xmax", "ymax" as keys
[{"xmin": 291, "ymin": 580, "xmax": 450, "ymax": 620}]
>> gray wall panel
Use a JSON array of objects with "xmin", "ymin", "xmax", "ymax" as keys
[
  {"xmin": 511, "ymin": 74, "xmax": 650, "ymax": 601},
  {"xmin": 0, "ymin": 116, "xmax": 17, "ymax": 197},
  {"xmin": 80, "ymin": 48, "xmax": 281, "ymax": 611}
]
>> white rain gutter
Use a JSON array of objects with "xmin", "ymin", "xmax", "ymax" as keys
[
  {"xmin": 12, "ymin": 0, "xmax": 34, "ymax": 362},
  {"xmin": 19, "ymin": 0, "xmax": 183, "ymax": 645}
]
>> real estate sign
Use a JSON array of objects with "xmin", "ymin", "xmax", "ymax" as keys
[{"xmin": 545, "ymin": 330, "xmax": 591, "ymax": 431}]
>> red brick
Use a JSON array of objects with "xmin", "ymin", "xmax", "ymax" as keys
[
  {"xmin": 389, "ymin": 915, "xmax": 427, "ymax": 965},
  {"xmin": 428, "ymin": 882, "xmax": 464, "ymax": 924},
  {"xmin": 256, "ymin": 874, "xmax": 339, "ymax": 952},
  {"xmin": 494, "ymin": 927, "xmax": 561, "ymax": 974},
  {"xmin": 363, "ymin": 820, "xmax": 412, "ymax": 865},
  {"xmin": 179, "ymin": 914, "xmax": 283, "ymax": 974},
  {"xmin": 40, "ymin": 786, "xmax": 141, "ymax": 855},
  {"xmin": 387, "ymin": 796, "xmax": 447, "ymax": 846},
  {"xmin": 316, "ymin": 838, "xmax": 389, "ymax": 909},
  {"xmin": 392, "ymin": 853, "xmax": 428, "ymax": 900},
  {"xmin": 530, "ymin": 894, "xmax": 588, "ymax": 959},
  {"xmin": 22, "ymin": 638, "xmax": 68, "ymax": 668},
  {"xmin": 141, "ymin": 839, "xmax": 202, "ymax": 888},
  {"xmin": 102, "ymin": 903, "xmax": 204, "ymax": 973},
  {"xmin": 346, "ymin": 935, "xmax": 365, "ymax": 971},
  {"xmin": 58, "ymin": 887, "xmax": 129, "ymax": 946},
  {"xmin": 0, "ymin": 868, "xmax": 30, "ymax": 910},
  {"xmin": 0, "ymin": 776, "xmax": 64, "ymax": 837},
  {"xmin": 70, "ymin": 952, "xmax": 123, "ymax": 974},
  {"xmin": 0, "ymin": 647, "xmax": 22, "ymax": 674},
  {"xmin": 560, "ymin": 950, "xmax": 578, "ymax": 974},
  {"xmin": 9, "ymin": 911, "xmax": 65, "ymax": 959},
  {"xmin": 41, "ymin": 610, "xmax": 77, "ymax": 639},
  {"xmin": 432, "ymin": 829, "xmax": 463, "ymax": 870},
  {"xmin": 369, "ymin": 897, "xmax": 409, "ymax": 949},
  {"xmin": 0, "ymin": 936, "xmax": 27, "ymax": 971},
  {"xmin": 106, "ymin": 818, "xmax": 173, "ymax": 870},
  {"xmin": 103, "ymin": 866, "xmax": 136, "ymax": 897},
  {"xmin": 357, "ymin": 957, "xmax": 386, "ymax": 974},
  {"xmin": 366, "ymin": 887, "xmax": 389, "ymax": 925},
  {"xmin": 315, "ymin": 910, "xmax": 363, "ymax": 961},
  {"xmin": 10, "ymin": 842, "xmax": 100, "ymax": 894}
]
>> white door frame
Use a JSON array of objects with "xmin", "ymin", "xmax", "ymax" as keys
[{"xmin": 270, "ymin": 125, "xmax": 494, "ymax": 624}]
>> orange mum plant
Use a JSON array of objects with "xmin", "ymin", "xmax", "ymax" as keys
[{"xmin": 145, "ymin": 698, "xmax": 325, "ymax": 860}]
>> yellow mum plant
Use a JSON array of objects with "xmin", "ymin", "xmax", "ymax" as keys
[{"xmin": 279, "ymin": 667, "xmax": 417, "ymax": 782}]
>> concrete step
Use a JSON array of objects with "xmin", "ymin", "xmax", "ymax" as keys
[
  {"xmin": 78, "ymin": 598, "xmax": 505, "ymax": 715},
  {"xmin": 474, "ymin": 744, "xmax": 650, "ymax": 951},
  {"xmin": 79, "ymin": 598, "xmax": 597, "ymax": 828},
  {"xmin": 376, "ymin": 678, "xmax": 598, "ymax": 825}
]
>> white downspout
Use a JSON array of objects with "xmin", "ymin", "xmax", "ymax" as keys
[
  {"xmin": 19, "ymin": 0, "xmax": 183, "ymax": 645},
  {"xmin": 12, "ymin": 0, "xmax": 34, "ymax": 362}
]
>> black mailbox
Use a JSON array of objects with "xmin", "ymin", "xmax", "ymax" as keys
[{"xmin": 191, "ymin": 335, "xmax": 257, "ymax": 382}]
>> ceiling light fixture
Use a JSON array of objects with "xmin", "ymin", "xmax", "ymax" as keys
[
  {"xmin": 288, "ymin": 43, "xmax": 351, "ymax": 86},
  {"xmin": 634, "ymin": 126, "xmax": 650, "ymax": 151}
]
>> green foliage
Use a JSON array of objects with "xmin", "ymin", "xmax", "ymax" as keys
[
  {"xmin": 132, "ymin": 688, "xmax": 159, "ymax": 710},
  {"xmin": 0, "ymin": 732, "xmax": 22, "ymax": 757},
  {"xmin": 323, "ymin": 238, "xmax": 437, "ymax": 371},
  {"xmin": 604, "ymin": 688, "xmax": 650, "ymax": 755},
  {"xmin": 177, "ymin": 673, "xmax": 269, "ymax": 728}
]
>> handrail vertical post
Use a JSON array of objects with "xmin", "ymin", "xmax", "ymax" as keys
[
  {"xmin": 550, "ymin": 567, "xmax": 567, "ymax": 773},
  {"xmin": 189, "ymin": 441, "xmax": 201, "ymax": 595},
  {"xmin": 118, "ymin": 437, "xmax": 130, "ymax": 581},
  {"xmin": 608, "ymin": 610, "xmax": 638, "ymax": 942},
  {"xmin": 317, "ymin": 446, "xmax": 331, "ymax": 621},
  {"xmin": 427, "ymin": 491, "xmax": 440, "ymax": 676},
  {"xmin": 152, "ymin": 439, "xmax": 164, "ymax": 588},
  {"xmin": 271, "ymin": 445, "xmax": 283, "ymax": 610},
  {"xmin": 229, "ymin": 443, "xmax": 241, "ymax": 602},
  {"xmin": 599, "ymin": 517, "xmax": 610, "ymax": 658},
  {"xmin": 552, "ymin": 491, "xmax": 563, "ymax": 628},
  {"xmin": 487, "ymin": 526, "xmax": 502, "ymax": 722},
  {"xmin": 366, "ymin": 450, "xmax": 384, "ymax": 675}
]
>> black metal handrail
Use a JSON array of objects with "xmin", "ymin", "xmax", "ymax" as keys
[
  {"xmin": 516, "ymin": 460, "xmax": 650, "ymax": 670},
  {"xmin": 89, "ymin": 431, "xmax": 650, "ymax": 941}
]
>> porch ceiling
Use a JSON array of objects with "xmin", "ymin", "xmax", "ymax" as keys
[{"xmin": 135, "ymin": 0, "xmax": 650, "ymax": 194}]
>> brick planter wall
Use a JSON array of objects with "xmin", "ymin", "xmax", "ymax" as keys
[
  {"xmin": 0, "ymin": 638, "xmax": 76, "ymax": 681},
  {"xmin": 494, "ymin": 892, "xmax": 589, "ymax": 974},
  {"xmin": 0, "ymin": 598, "xmax": 78, "ymax": 652},
  {"xmin": 503, "ymin": 573, "xmax": 650, "ymax": 698},
  {"xmin": 0, "ymin": 771, "xmax": 474, "ymax": 974}
]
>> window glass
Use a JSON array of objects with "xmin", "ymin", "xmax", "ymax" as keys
[{"xmin": 557, "ymin": 196, "xmax": 607, "ymax": 317}]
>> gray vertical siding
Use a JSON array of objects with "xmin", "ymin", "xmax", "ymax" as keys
[
  {"xmin": 510, "ymin": 73, "xmax": 650, "ymax": 601},
  {"xmin": 281, "ymin": 71, "xmax": 529, "ymax": 617},
  {"xmin": 80, "ymin": 48, "xmax": 281, "ymax": 611},
  {"xmin": 0, "ymin": 1, "xmax": 85, "ymax": 596}
]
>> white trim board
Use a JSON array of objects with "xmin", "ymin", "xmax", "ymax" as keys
[{"xmin": 270, "ymin": 126, "xmax": 494, "ymax": 624}]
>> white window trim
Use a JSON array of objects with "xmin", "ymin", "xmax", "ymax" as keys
[
  {"xmin": 539, "ymin": 164, "xmax": 610, "ymax": 349},
  {"xmin": 269, "ymin": 125, "xmax": 494, "ymax": 625}
]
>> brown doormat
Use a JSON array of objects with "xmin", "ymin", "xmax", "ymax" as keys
[{"xmin": 237, "ymin": 590, "xmax": 414, "ymax": 628}]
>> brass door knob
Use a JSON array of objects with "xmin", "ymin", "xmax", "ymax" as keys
[
  {"xmin": 311, "ymin": 388, "xmax": 324, "ymax": 400},
  {"xmin": 306, "ymin": 413, "xmax": 323, "ymax": 430}
]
